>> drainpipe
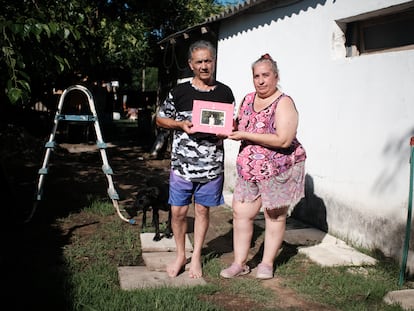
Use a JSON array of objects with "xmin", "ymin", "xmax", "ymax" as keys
[{"xmin": 399, "ymin": 136, "xmax": 414, "ymax": 286}]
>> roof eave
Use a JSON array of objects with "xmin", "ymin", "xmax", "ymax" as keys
[{"xmin": 157, "ymin": 0, "xmax": 269, "ymax": 45}]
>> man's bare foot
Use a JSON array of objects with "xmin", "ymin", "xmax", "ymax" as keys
[
  {"xmin": 166, "ymin": 256, "xmax": 187, "ymax": 278},
  {"xmin": 188, "ymin": 260, "xmax": 202, "ymax": 279}
]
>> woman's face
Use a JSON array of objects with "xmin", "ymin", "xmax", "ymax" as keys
[{"xmin": 252, "ymin": 61, "xmax": 278, "ymax": 98}]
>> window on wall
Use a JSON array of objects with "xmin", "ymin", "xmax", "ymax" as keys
[{"xmin": 344, "ymin": 6, "xmax": 414, "ymax": 57}]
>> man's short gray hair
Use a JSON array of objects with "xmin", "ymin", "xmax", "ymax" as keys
[{"xmin": 188, "ymin": 40, "xmax": 217, "ymax": 60}]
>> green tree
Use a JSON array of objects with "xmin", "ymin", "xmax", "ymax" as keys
[{"xmin": 0, "ymin": 0, "xmax": 223, "ymax": 106}]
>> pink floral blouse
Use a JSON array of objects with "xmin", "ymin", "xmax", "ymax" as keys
[{"xmin": 236, "ymin": 92, "xmax": 306, "ymax": 182}]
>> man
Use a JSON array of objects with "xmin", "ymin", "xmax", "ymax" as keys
[{"xmin": 156, "ymin": 40, "xmax": 235, "ymax": 278}]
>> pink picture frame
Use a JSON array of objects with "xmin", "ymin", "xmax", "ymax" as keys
[{"xmin": 191, "ymin": 100, "xmax": 234, "ymax": 135}]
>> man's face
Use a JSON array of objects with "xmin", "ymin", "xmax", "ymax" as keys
[{"xmin": 188, "ymin": 48, "xmax": 215, "ymax": 82}]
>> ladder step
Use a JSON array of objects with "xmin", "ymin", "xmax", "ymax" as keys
[
  {"xmin": 57, "ymin": 114, "xmax": 96, "ymax": 122},
  {"xmin": 102, "ymin": 165, "xmax": 113, "ymax": 174},
  {"xmin": 45, "ymin": 141, "xmax": 55, "ymax": 148},
  {"xmin": 97, "ymin": 141, "xmax": 107, "ymax": 149},
  {"xmin": 108, "ymin": 188, "xmax": 119, "ymax": 200},
  {"xmin": 38, "ymin": 168, "xmax": 48, "ymax": 174}
]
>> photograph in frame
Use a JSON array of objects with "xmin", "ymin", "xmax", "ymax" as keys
[{"xmin": 191, "ymin": 100, "xmax": 234, "ymax": 135}]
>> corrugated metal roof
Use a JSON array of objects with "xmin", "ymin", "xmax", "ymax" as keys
[
  {"xmin": 158, "ymin": 0, "xmax": 269, "ymax": 45},
  {"xmin": 158, "ymin": 0, "xmax": 302, "ymax": 45},
  {"xmin": 205, "ymin": 0, "xmax": 269, "ymax": 22}
]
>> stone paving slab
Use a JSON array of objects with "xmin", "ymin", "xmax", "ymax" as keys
[
  {"xmin": 140, "ymin": 233, "xmax": 193, "ymax": 252},
  {"xmin": 284, "ymin": 228, "xmax": 376, "ymax": 267},
  {"xmin": 118, "ymin": 266, "xmax": 206, "ymax": 290},
  {"xmin": 383, "ymin": 289, "xmax": 414, "ymax": 310},
  {"xmin": 118, "ymin": 233, "xmax": 197, "ymax": 290},
  {"xmin": 298, "ymin": 242, "xmax": 377, "ymax": 267},
  {"xmin": 142, "ymin": 252, "xmax": 193, "ymax": 271}
]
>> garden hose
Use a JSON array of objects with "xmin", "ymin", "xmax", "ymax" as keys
[{"xmin": 399, "ymin": 136, "xmax": 414, "ymax": 286}]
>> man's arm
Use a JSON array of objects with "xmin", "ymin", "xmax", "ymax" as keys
[{"xmin": 156, "ymin": 116, "xmax": 193, "ymax": 134}]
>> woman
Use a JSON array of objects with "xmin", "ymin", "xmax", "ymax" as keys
[{"xmin": 220, "ymin": 54, "xmax": 306, "ymax": 279}]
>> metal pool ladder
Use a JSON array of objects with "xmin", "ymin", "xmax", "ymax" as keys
[{"xmin": 27, "ymin": 84, "xmax": 135, "ymax": 224}]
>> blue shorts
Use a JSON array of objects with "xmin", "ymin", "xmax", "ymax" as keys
[{"xmin": 168, "ymin": 170, "xmax": 224, "ymax": 207}]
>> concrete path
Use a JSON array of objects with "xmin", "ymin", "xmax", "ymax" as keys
[{"xmin": 118, "ymin": 233, "xmax": 206, "ymax": 290}]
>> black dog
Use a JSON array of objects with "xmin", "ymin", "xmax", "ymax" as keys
[{"xmin": 133, "ymin": 179, "xmax": 172, "ymax": 241}]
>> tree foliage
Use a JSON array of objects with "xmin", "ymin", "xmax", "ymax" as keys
[{"xmin": 0, "ymin": 0, "xmax": 223, "ymax": 106}]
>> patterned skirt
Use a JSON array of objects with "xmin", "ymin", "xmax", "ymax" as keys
[{"xmin": 233, "ymin": 161, "xmax": 305, "ymax": 212}]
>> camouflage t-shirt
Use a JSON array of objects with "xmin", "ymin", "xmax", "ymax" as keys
[{"xmin": 158, "ymin": 81, "xmax": 235, "ymax": 182}]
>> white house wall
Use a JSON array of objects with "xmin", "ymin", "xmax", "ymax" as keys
[{"xmin": 216, "ymin": 0, "xmax": 414, "ymax": 271}]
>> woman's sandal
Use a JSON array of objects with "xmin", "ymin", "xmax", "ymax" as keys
[
  {"xmin": 220, "ymin": 263, "xmax": 250, "ymax": 278},
  {"xmin": 256, "ymin": 263, "xmax": 273, "ymax": 280}
]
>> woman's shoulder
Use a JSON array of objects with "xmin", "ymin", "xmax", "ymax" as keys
[
  {"xmin": 243, "ymin": 92, "xmax": 256, "ymax": 102},
  {"xmin": 277, "ymin": 93, "xmax": 298, "ymax": 113},
  {"xmin": 278, "ymin": 93, "xmax": 295, "ymax": 104}
]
